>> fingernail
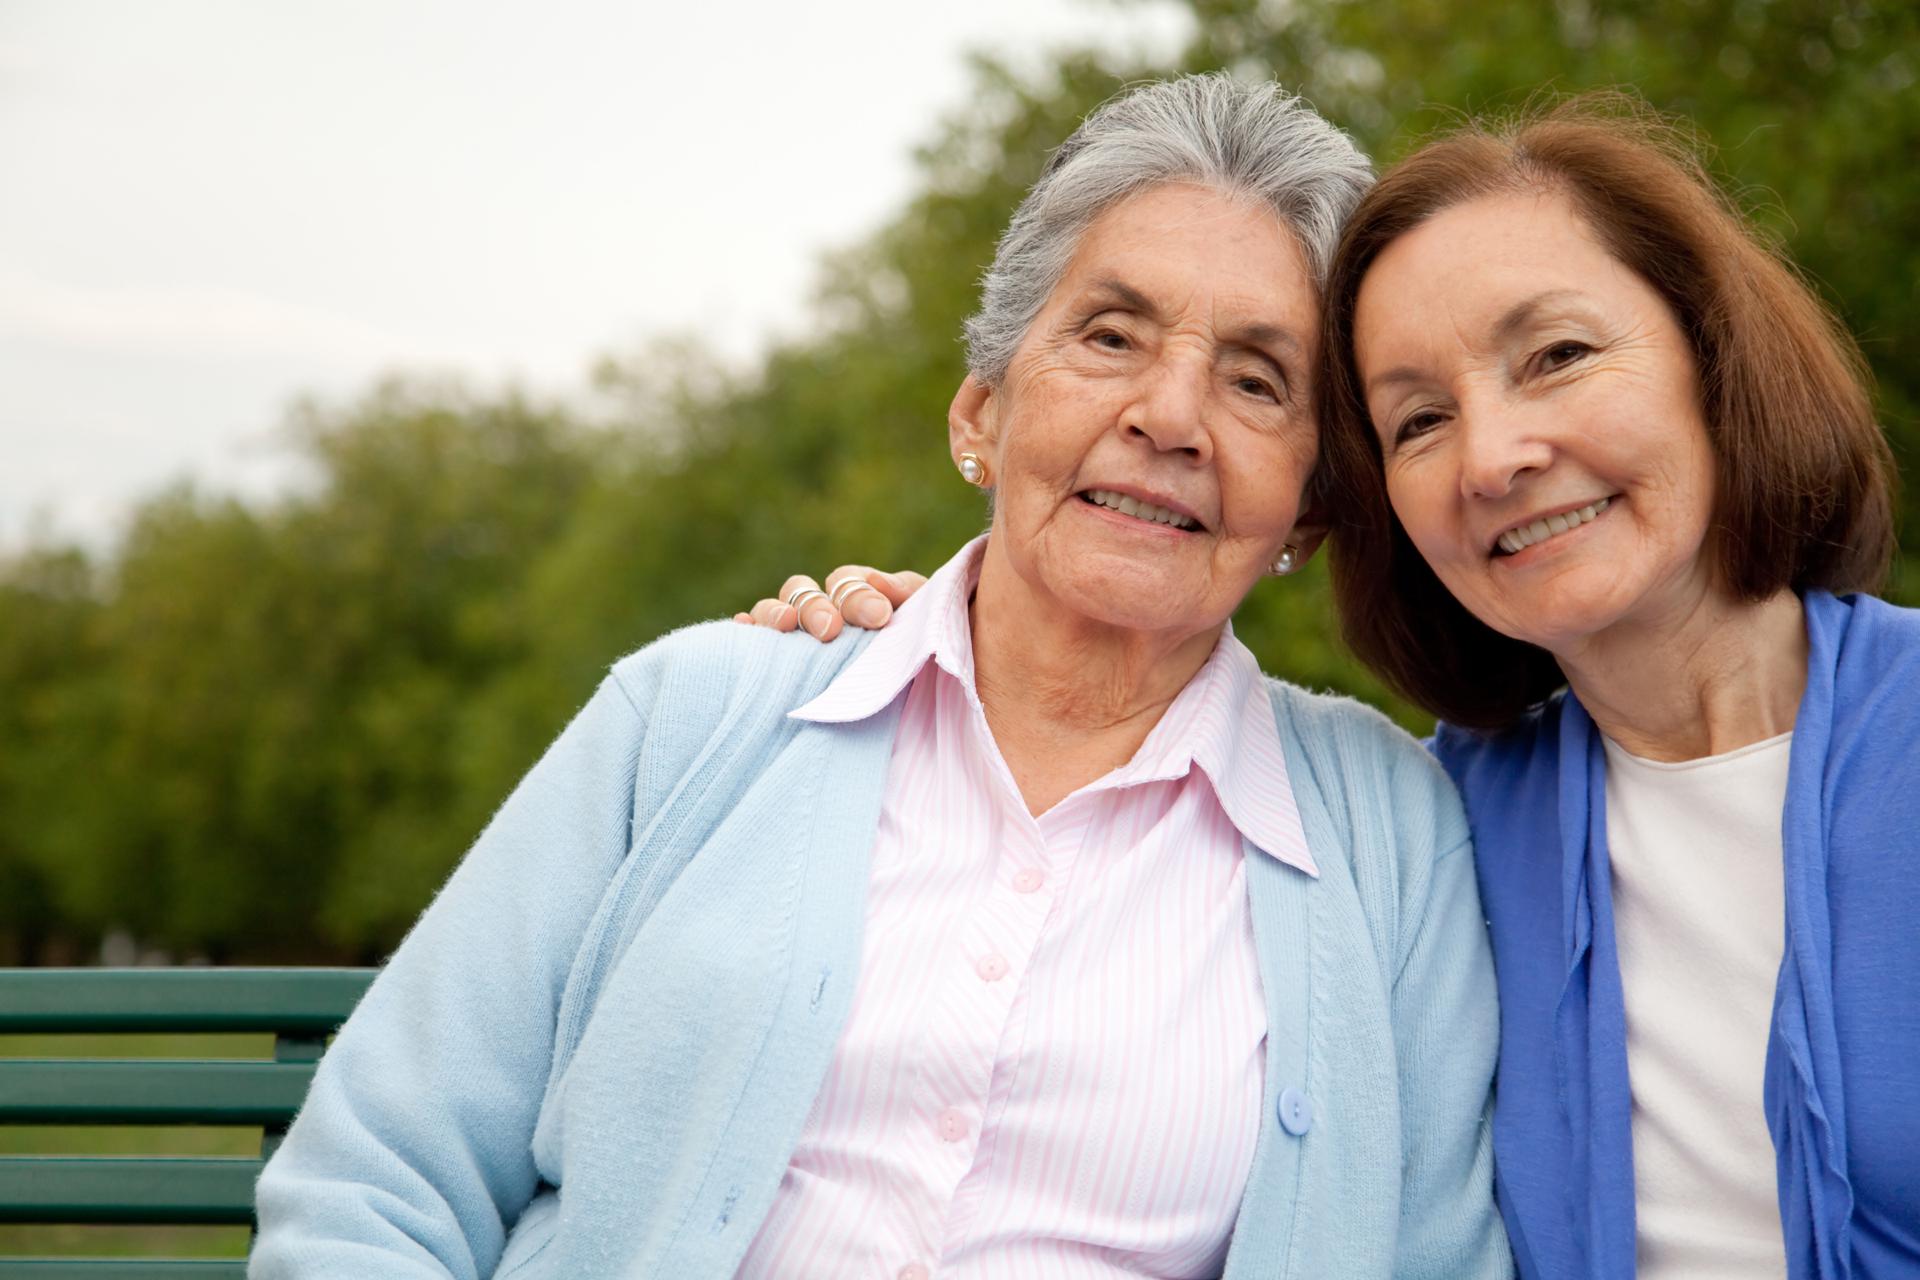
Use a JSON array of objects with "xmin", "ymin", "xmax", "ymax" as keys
[
  {"xmin": 850, "ymin": 594, "xmax": 888, "ymax": 627},
  {"xmin": 802, "ymin": 610, "xmax": 827, "ymax": 638}
]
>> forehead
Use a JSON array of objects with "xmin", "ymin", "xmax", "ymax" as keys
[
  {"xmin": 1355, "ymin": 188, "xmax": 1652, "ymax": 347},
  {"xmin": 1057, "ymin": 183, "xmax": 1320, "ymax": 322}
]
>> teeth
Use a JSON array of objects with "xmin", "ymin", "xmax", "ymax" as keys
[
  {"xmin": 1497, "ymin": 497, "xmax": 1611, "ymax": 555},
  {"xmin": 1083, "ymin": 489, "xmax": 1199, "ymax": 530}
]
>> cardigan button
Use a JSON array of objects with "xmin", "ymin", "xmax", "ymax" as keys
[{"xmin": 1276, "ymin": 1086, "xmax": 1314, "ymax": 1136}]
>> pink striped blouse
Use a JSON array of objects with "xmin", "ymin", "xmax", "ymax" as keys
[{"xmin": 735, "ymin": 536, "xmax": 1316, "ymax": 1280}]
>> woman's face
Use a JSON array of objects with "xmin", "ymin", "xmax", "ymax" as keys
[
  {"xmin": 1353, "ymin": 188, "xmax": 1720, "ymax": 655},
  {"xmin": 957, "ymin": 182, "xmax": 1322, "ymax": 637}
]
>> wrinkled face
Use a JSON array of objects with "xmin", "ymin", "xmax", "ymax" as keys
[
  {"xmin": 960, "ymin": 183, "xmax": 1322, "ymax": 638},
  {"xmin": 1353, "ymin": 188, "xmax": 1720, "ymax": 655}
]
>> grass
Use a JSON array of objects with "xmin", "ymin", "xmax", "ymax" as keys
[{"xmin": 0, "ymin": 1033, "xmax": 269, "ymax": 1261}]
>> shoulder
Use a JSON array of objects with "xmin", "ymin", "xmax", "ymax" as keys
[
  {"xmin": 579, "ymin": 622, "xmax": 886, "ymax": 793},
  {"xmin": 1261, "ymin": 680, "xmax": 1496, "ymax": 993},
  {"xmin": 1815, "ymin": 590, "xmax": 1920, "ymax": 673},
  {"xmin": 1263, "ymin": 678, "xmax": 1469, "ymax": 868},
  {"xmin": 1819, "ymin": 588, "xmax": 1920, "ymax": 630},
  {"xmin": 1806, "ymin": 591, "xmax": 1920, "ymax": 778},
  {"xmin": 1429, "ymin": 698, "xmax": 1562, "ymax": 796},
  {"xmin": 607, "ymin": 619, "xmax": 879, "ymax": 726},
  {"xmin": 1424, "ymin": 701, "xmax": 1573, "ymax": 898}
]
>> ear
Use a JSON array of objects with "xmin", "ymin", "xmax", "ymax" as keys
[
  {"xmin": 1283, "ymin": 494, "xmax": 1331, "ymax": 566},
  {"xmin": 948, "ymin": 375, "xmax": 998, "ymax": 472}
]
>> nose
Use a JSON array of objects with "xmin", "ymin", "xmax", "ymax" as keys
[
  {"xmin": 1457, "ymin": 396, "xmax": 1552, "ymax": 499},
  {"xmin": 1120, "ymin": 349, "xmax": 1213, "ymax": 464}
]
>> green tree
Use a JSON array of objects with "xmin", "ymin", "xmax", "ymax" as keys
[
  {"xmin": 2, "ymin": 0, "xmax": 1911, "ymax": 959},
  {"xmin": 0, "ymin": 548, "xmax": 110, "ymax": 963}
]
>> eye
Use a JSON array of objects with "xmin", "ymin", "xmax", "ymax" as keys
[
  {"xmin": 1234, "ymin": 373, "xmax": 1281, "ymax": 402},
  {"xmin": 1537, "ymin": 340, "xmax": 1591, "ymax": 373},
  {"xmin": 1394, "ymin": 408, "xmax": 1447, "ymax": 444},
  {"xmin": 1089, "ymin": 328, "xmax": 1131, "ymax": 351}
]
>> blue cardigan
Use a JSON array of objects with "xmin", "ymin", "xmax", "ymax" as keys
[
  {"xmin": 1433, "ymin": 591, "xmax": 1920, "ymax": 1280},
  {"xmin": 253, "ymin": 620, "xmax": 1511, "ymax": 1279}
]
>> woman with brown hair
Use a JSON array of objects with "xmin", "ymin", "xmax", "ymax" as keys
[
  {"xmin": 760, "ymin": 96, "xmax": 1920, "ymax": 1278},
  {"xmin": 1316, "ymin": 99, "xmax": 1915, "ymax": 1280}
]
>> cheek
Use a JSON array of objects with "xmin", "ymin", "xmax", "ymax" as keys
[
  {"xmin": 1682, "ymin": 433, "xmax": 1719, "ymax": 518},
  {"xmin": 996, "ymin": 383, "xmax": 1098, "ymax": 476},
  {"xmin": 1382, "ymin": 464, "xmax": 1454, "ymax": 557},
  {"xmin": 992, "ymin": 419, "xmax": 1065, "ymax": 492},
  {"xmin": 1225, "ymin": 426, "xmax": 1318, "ymax": 533}
]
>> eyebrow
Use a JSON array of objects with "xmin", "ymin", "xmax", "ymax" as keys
[
  {"xmin": 1363, "ymin": 287, "xmax": 1590, "ymax": 396},
  {"xmin": 1228, "ymin": 321, "xmax": 1304, "ymax": 361},
  {"xmin": 1365, "ymin": 364, "xmax": 1426, "ymax": 396},
  {"xmin": 1492, "ymin": 288, "xmax": 1585, "ymax": 343},
  {"xmin": 1083, "ymin": 277, "xmax": 1158, "ymax": 317}
]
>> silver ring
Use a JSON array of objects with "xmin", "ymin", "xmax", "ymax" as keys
[
  {"xmin": 786, "ymin": 586, "xmax": 828, "ymax": 611},
  {"xmin": 829, "ymin": 577, "xmax": 877, "ymax": 608}
]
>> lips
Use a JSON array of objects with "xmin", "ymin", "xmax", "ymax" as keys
[{"xmin": 1494, "ymin": 496, "xmax": 1612, "ymax": 555}]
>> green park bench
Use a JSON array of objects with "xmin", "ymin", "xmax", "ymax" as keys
[{"xmin": 0, "ymin": 967, "xmax": 377, "ymax": 1278}]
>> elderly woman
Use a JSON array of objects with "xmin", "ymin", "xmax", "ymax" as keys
[
  {"xmin": 766, "ymin": 100, "xmax": 1920, "ymax": 1278},
  {"xmin": 251, "ymin": 76, "xmax": 1510, "ymax": 1279}
]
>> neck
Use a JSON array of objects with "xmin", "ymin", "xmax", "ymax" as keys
[
  {"xmin": 968, "ymin": 538, "xmax": 1222, "ymax": 814},
  {"xmin": 1557, "ymin": 586, "xmax": 1808, "ymax": 762}
]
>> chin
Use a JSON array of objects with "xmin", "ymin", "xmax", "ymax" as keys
[
  {"xmin": 1490, "ymin": 591, "xmax": 1639, "ymax": 656},
  {"xmin": 1467, "ymin": 558, "xmax": 1651, "ymax": 651},
  {"xmin": 1047, "ymin": 567, "xmax": 1204, "ymax": 634}
]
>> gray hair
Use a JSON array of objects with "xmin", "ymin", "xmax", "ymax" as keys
[{"xmin": 963, "ymin": 74, "xmax": 1375, "ymax": 385}]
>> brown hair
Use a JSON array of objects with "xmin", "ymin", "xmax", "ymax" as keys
[{"xmin": 1316, "ymin": 93, "xmax": 1897, "ymax": 731}]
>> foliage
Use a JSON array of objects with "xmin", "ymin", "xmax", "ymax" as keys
[{"xmin": 1, "ymin": 0, "xmax": 1912, "ymax": 960}]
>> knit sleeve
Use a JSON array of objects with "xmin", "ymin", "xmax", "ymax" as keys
[
  {"xmin": 1379, "ymin": 744, "xmax": 1510, "ymax": 1279},
  {"xmin": 1388, "ymin": 831, "xmax": 1510, "ymax": 1278},
  {"xmin": 1271, "ymin": 683, "xmax": 1511, "ymax": 1279},
  {"xmin": 250, "ymin": 667, "xmax": 654, "ymax": 1279}
]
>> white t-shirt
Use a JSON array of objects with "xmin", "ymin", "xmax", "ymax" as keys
[{"xmin": 1602, "ymin": 732, "xmax": 1792, "ymax": 1279}]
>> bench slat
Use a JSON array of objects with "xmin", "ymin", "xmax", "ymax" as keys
[
  {"xmin": 0, "ymin": 1060, "xmax": 316, "ymax": 1126},
  {"xmin": 0, "ymin": 969, "xmax": 373, "ymax": 1036},
  {"xmin": 0, "ymin": 1158, "xmax": 261, "ymax": 1225},
  {"xmin": 0, "ymin": 966, "xmax": 376, "ymax": 1267},
  {"xmin": 0, "ymin": 1262, "xmax": 243, "ymax": 1278}
]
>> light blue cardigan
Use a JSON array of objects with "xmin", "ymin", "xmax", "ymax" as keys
[{"xmin": 252, "ymin": 621, "xmax": 1510, "ymax": 1279}]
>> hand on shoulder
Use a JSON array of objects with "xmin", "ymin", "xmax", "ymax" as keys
[{"xmin": 735, "ymin": 566, "xmax": 927, "ymax": 639}]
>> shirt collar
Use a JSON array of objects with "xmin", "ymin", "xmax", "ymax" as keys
[
  {"xmin": 790, "ymin": 533, "xmax": 1316, "ymax": 876},
  {"xmin": 789, "ymin": 534, "xmax": 987, "ymax": 726},
  {"xmin": 1158, "ymin": 628, "xmax": 1318, "ymax": 876}
]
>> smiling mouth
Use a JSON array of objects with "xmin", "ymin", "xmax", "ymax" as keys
[
  {"xmin": 1494, "ymin": 496, "xmax": 1614, "ymax": 556},
  {"xmin": 1078, "ymin": 489, "xmax": 1204, "ymax": 532}
]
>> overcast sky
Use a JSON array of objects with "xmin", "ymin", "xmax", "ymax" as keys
[{"xmin": 0, "ymin": 0, "xmax": 1191, "ymax": 551}]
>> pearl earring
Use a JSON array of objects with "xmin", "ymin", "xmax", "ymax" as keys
[
  {"xmin": 1270, "ymin": 544, "xmax": 1300, "ymax": 576},
  {"xmin": 958, "ymin": 453, "xmax": 987, "ymax": 486}
]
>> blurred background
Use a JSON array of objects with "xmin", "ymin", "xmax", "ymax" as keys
[{"xmin": 3, "ymin": 0, "xmax": 1915, "ymax": 966}]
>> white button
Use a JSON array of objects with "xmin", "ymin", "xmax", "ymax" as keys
[
  {"xmin": 898, "ymin": 1265, "xmax": 931, "ymax": 1280},
  {"xmin": 936, "ymin": 1107, "xmax": 969, "ymax": 1142},
  {"xmin": 1012, "ymin": 867, "xmax": 1046, "ymax": 893}
]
